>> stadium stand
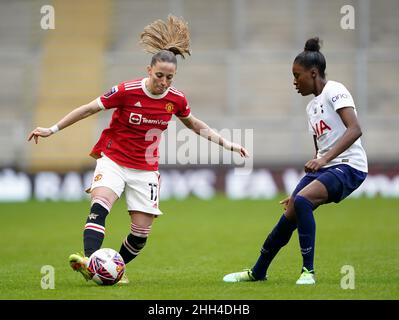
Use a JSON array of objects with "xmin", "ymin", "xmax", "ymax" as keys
[
  {"xmin": 29, "ymin": 0, "xmax": 110, "ymax": 171},
  {"xmin": 0, "ymin": 0, "xmax": 398, "ymax": 170}
]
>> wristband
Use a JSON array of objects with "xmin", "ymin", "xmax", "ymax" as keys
[{"xmin": 50, "ymin": 124, "xmax": 59, "ymax": 134}]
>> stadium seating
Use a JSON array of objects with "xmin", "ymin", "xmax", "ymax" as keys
[{"xmin": 0, "ymin": 0, "xmax": 398, "ymax": 170}]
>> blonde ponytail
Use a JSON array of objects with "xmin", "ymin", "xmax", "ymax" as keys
[{"xmin": 140, "ymin": 15, "xmax": 191, "ymax": 59}]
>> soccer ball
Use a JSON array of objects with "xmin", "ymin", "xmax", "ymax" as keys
[{"xmin": 88, "ymin": 248, "xmax": 125, "ymax": 285}]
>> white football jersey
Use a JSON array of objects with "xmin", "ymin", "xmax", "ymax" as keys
[{"xmin": 306, "ymin": 80, "xmax": 368, "ymax": 172}]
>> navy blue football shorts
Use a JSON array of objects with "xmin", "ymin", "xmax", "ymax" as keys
[{"xmin": 292, "ymin": 164, "xmax": 367, "ymax": 203}]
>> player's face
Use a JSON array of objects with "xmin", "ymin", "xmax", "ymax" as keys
[
  {"xmin": 292, "ymin": 63, "xmax": 314, "ymax": 96},
  {"xmin": 146, "ymin": 61, "xmax": 177, "ymax": 95}
]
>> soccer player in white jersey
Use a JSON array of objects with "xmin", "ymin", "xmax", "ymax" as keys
[
  {"xmin": 28, "ymin": 16, "xmax": 249, "ymax": 284},
  {"xmin": 223, "ymin": 37, "xmax": 368, "ymax": 285}
]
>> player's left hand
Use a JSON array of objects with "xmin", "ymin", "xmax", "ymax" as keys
[
  {"xmin": 226, "ymin": 142, "xmax": 250, "ymax": 158},
  {"xmin": 304, "ymin": 158, "xmax": 327, "ymax": 173}
]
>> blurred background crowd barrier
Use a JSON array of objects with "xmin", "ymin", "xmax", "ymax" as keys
[{"xmin": 0, "ymin": 0, "xmax": 398, "ymax": 200}]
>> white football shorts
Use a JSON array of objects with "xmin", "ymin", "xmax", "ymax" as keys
[{"xmin": 90, "ymin": 154, "xmax": 162, "ymax": 215}]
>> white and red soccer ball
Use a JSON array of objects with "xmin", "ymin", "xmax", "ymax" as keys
[{"xmin": 88, "ymin": 248, "xmax": 125, "ymax": 285}]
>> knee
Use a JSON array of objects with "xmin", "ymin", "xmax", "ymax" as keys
[
  {"xmin": 91, "ymin": 195, "xmax": 114, "ymax": 213},
  {"xmin": 284, "ymin": 197, "xmax": 297, "ymax": 223},
  {"xmin": 130, "ymin": 211, "xmax": 155, "ymax": 236},
  {"xmin": 293, "ymin": 195, "xmax": 314, "ymax": 213}
]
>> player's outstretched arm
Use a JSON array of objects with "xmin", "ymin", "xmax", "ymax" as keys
[
  {"xmin": 179, "ymin": 114, "xmax": 250, "ymax": 158},
  {"xmin": 27, "ymin": 99, "xmax": 102, "ymax": 144}
]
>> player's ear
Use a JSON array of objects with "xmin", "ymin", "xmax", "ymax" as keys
[
  {"xmin": 146, "ymin": 65, "xmax": 152, "ymax": 75},
  {"xmin": 311, "ymin": 67, "xmax": 317, "ymax": 78}
]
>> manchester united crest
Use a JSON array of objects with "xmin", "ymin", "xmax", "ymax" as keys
[
  {"xmin": 94, "ymin": 174, "xmax": 103, "ymax": 182},
  {"xmin": 165, "ymin": 103, "xmax": 174, "ymax": 113}
]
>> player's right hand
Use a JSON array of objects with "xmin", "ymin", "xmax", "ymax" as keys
[
  {"xmin": 279, "ymin": 196, "xmax": 290, "ymax": 210},
  {"xmin": 27, "ymin": 127, "xmax": 53, "ymax": 144}
]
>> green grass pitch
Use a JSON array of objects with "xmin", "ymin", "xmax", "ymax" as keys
[{"xmin": 0, "ymin": 196, "xmax": 398, "ymax": 300}]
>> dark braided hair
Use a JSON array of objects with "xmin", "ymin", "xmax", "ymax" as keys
[{"xmin": 294, "ymin": 37, "xmax": 326, "ymax": 78}]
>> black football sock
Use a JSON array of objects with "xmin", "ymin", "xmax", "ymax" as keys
[
  {"xmin": 294, "ymin": 195, "xmax": 316, "ymax": 272},
  {"xmin": 251, "ymin": 214, "xmax": 297, "ymax": 279},
  {"xmin": 83, "ymin": 202, "xmax": 109, "ymax": 257},
  {"xmin": 119, "ymin": 223, "xmax": 151, "ymax": 264}
]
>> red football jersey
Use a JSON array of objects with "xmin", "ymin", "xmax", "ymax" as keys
[{"xmin": 91, "ymin": 78, "xmax": 191, "ymax": 171}]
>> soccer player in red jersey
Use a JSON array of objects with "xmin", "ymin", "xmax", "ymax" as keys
[{"xmin": 28, "ymin": 15, "xmax": 249, "ymax": 284}]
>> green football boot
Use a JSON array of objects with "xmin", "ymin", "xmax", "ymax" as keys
[
  {"xmin": 69, "ymin": 252, "xmax": 93, "ymax": 281},
  {"xmin": 223, "ymin": 269, "xmax": 265, "ymax": 283},
  {"xmin": 117, "ymin": 273, "xmax": 129, "ymax": 285},
  {"xmin": 296, "ymin": 267, "xmax": 316, "ymax": 285}
]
